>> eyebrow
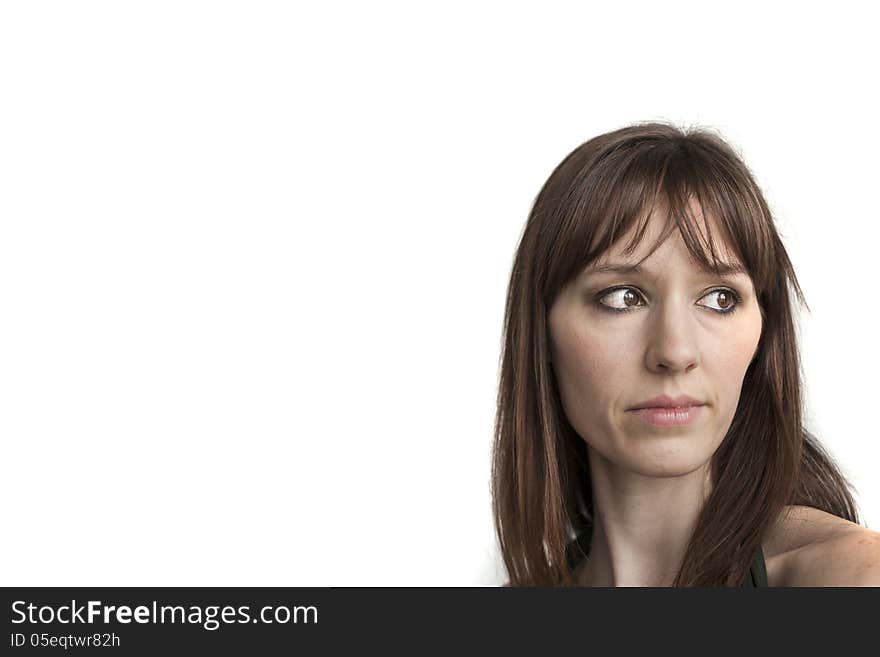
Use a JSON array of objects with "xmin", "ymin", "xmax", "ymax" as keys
[{"xmin": 586, "ymin": 261, "xmax": 749, "ymax": 277}]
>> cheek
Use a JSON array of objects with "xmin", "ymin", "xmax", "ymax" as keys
[
  {"xmin": 551, "ymin": 322, "xmax": 629, "ymax": 431},
  {"xmin": 706, "ymin": 314, "xmax": 762, "ymax": 404}
]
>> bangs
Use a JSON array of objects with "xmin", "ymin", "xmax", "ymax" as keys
[{"xmin": 544, "ymin": 135, "xmax": 776, "ymax": 302}]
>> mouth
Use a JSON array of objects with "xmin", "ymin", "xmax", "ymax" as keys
[
  {"xmin": 628, "ymin": 394, "xmax": 705, "ymax": 410},
  {"xmin": 628, "ymin": 404, "xmax": 705, "ymax": 428}
]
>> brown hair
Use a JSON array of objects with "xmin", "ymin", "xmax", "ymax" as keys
[{"xmin": 492, "ymin": 121, "xmax": 861, "ymax": 586}]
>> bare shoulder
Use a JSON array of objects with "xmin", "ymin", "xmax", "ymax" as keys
[
  {"xmin": 763, "ymin": 505, "xmax": 880, "ymax": 586},
  {"xmin": 787, "ymin": 524, "xmax": 880, "ymax": 586}
]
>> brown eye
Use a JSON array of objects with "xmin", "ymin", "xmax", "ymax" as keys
[
  {"xmin": 598, "ymin": 287, "xmax": 645, "ymax": 312},
  {"xmin": 698, "ymin": 289, "xmax": 740, "ymax": 314}
]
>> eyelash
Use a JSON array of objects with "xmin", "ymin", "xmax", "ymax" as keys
[{"xmin": 595, "ymin": 286, "xmax": 742, "ymax": 317}]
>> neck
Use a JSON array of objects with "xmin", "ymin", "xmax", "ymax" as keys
[{"xmin": 578, "ymin": 448, "xmax": 712, "ymax": 587}]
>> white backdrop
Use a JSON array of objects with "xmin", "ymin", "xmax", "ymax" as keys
[{"xmin": 1, "ymin": 1, "xmax": 876, "ymax": 586}]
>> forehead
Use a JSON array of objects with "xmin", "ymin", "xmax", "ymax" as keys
[{"xmin": 588, "ymin": 199, "xmax": 745, "ymax": 275}]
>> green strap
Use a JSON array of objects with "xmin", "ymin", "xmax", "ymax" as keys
[{"xmin": 746, "ymin": 543, "xmax": 768, "ymax": 587}]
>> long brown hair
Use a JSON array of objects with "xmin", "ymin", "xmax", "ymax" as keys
[{"xmin": 492, "ymin": 121, "xmax": 861, "ymax": 586}]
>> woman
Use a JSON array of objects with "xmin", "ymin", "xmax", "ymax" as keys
[{"xmin": 492, "ymin": 122, "xmax": 880, "ymax": 586}]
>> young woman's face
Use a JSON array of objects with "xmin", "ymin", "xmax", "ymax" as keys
[{"xmin": 547, "ymin": 211, "xmax": 763, "ymax": 478}]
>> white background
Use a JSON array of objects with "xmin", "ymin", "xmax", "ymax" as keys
[{"xmin": 1, "ymin": 1, "xmax": 877, "ymax": 586}]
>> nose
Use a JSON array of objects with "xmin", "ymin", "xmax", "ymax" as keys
[{"xmin": 644, "ymin": 298, "xmax": 700, "ymax": 374}]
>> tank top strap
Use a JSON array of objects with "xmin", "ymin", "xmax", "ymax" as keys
[
  {"xmin": 743, "ymin": 543, "xmax": 768, "ymax": 588},
  {"xmin": 565, "ymin": 523, "xmax": 593, "ymax": 573}
]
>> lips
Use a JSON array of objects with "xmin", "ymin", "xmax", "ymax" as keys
[
  {"xmin": 631, "ymin": 404, "xmax": 704, "ymax": 428},
  {"xmin": 628, "ymin": 394, "xmax": 705, "ymax": 411}
]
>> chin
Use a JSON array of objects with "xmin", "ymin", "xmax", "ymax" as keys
[{"xmin": 615, "ymin": 445, "xmax": 714, "ymax": 479}]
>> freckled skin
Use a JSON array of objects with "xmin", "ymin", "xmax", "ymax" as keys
[{"xmin": 547, "ymin": 215, "xmax": 763, "ymax": 479}]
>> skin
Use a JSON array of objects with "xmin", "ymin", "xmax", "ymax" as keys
[
  {"xmin": 547, "ymin": 206, "xmax": 880, "ymax": 586},
  {"xmin": 761, "ymin": 505, "xmax": 880, "ymax": 586}
]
